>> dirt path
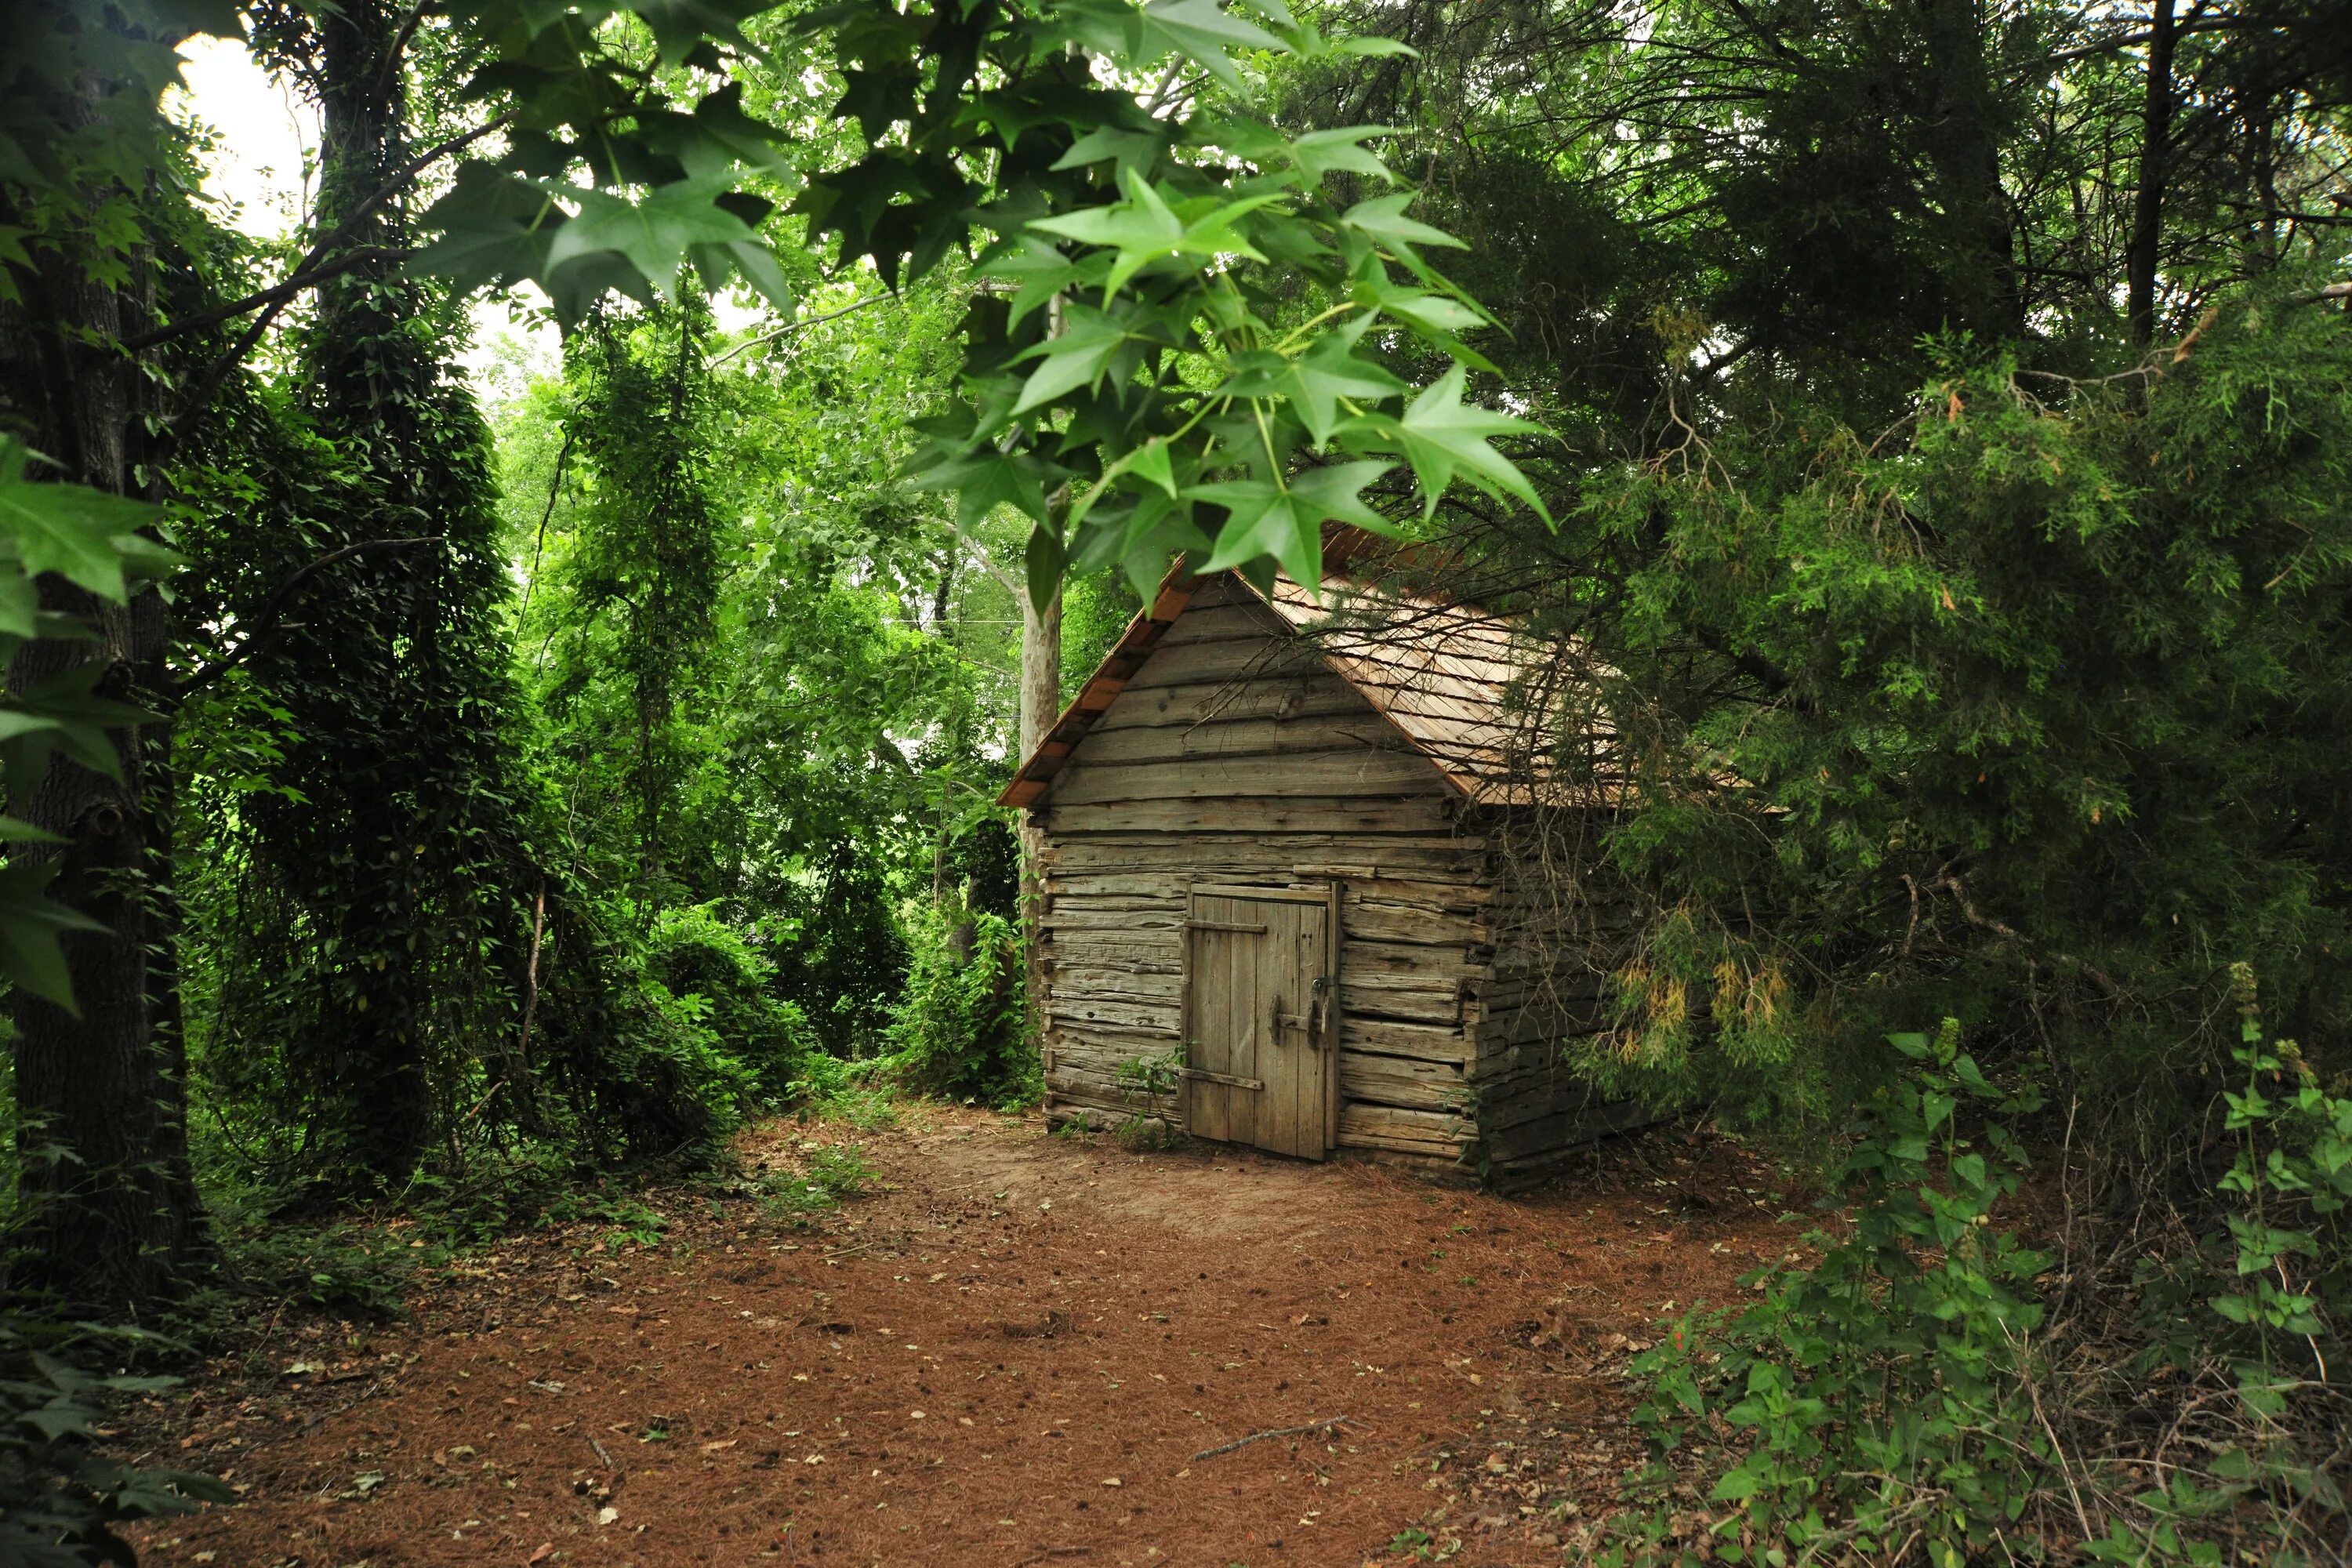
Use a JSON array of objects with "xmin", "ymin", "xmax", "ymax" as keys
[{"xmin": 128, "ymin": 1108, "xmax": 1789, "ymax": 1568}]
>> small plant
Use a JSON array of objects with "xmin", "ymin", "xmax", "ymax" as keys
[
  {"xmin": 755, "ymin": 1144, "xmax": 876, "ymax": 1221},
  {"xmin": 2206, "ymin": 964, "xmax": 2349, "ymax": 1405},
  {"xmin": 0, "ymin": 1317, "xmax": 230, "ymax": 1566},
  {"xmin": 1114, "ymin": 1050, "xmax": 1183, "ymax": 1149},
  {"xmin": 543, "ymin": 1189, "xmax": 672, "ymax": 1253},
  {"xmin": 222, "ymin": 1219, "xmax": 423, "ymax": 1317}
]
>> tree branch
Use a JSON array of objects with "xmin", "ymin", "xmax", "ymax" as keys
[
  {"xmin": 706, "ymin": 293, "xmax": 895, "ymax": 367},
  {"xmin": 123, "ymin": 109, "xmax": 518, "ymax": 354}
]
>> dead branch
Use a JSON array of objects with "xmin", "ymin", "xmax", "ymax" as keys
[{"xmin": 1191, "ymin": 1415, "xmax": 1352, "ymax": 1461}]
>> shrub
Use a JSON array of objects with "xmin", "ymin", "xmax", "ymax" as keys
[
  {"xmin": 648, "ymin": 902, "xmax": 821, "ymax": 1098},
  {"xmin": 1609, "ymin": 1007, "xmax": 2352, "ymax": 1566},
  {"xmin": 754, "ymin": 1143, "xmax": 876, "ymax": 1221},
  {"xmin": 1614, "ymin": 1022, "xmax": 2058, "ymax": 1564},
  {"xmin": 885, "ymin": 898, "xmax": 1036, "ymax": 1107}
]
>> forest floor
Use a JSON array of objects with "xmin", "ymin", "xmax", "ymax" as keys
[{"xmin": 122, "ymin": 1105, "xmax": 1796, "ymax": 1568}]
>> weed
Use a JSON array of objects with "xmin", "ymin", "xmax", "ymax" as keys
[
  {"xmin": 755, "ymin": 1144, "xmax": 876, "ymax": 1222},
  {"xmin": 1114, "ymin": 1051, "xmax": 1183, "ymax": 1149}
]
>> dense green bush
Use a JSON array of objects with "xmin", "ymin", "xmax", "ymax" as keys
[
  {"xmin": 647, "ymin": 903, "xmax": 822, "ymax": 1098},
  {"xmin": 1618, "ymin": 1022, "xmax": 2055, "ymax": 1564},
  {"xmin": 884, "ymin": 898, "xmax": 1035, "ymax": 1108}
]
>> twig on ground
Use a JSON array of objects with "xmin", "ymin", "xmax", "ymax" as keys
[
  {"xmin": 589, "ymin": 1436, "xmax": 615, "ymax": 1470},
  {"xmin": 1192, "ymin": 1415, "xmax": 1352, "ymax": 1461},
  {"xmin": 1015, "ymin": 1548, "xmax": 1090, "ymax": 1566}
]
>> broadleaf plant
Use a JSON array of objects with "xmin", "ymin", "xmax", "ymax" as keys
[{"xmin": 403, "ymin": 0, "xmax": 1548, "ymax": 600}]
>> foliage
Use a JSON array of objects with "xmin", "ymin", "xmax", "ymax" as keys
[
  {"xmin": 0, "ymin": 437, "xmax": 179, "ymax": 1013},
  {"xmin": 646, "ymin": 903, "xmax": 821, "ymax": 1100},
  {"xmin": 885, "ymin": 899, "xmax": 1034, "ymax": 1108},
  {"xmin": 1542, "ymin": 289, "xmax": 2352, "ymax": 1149},
  {"xmin": 1617, "ymin": 1022, "xmax": 2053, "ymax": 1566},
  {"xmin": 0, "ymin": 1318, "xmax": 228, "ymax": 1568},
  {"xmin": 398, "ymin": 0, "xmax": 1547, "ymax": 607},
  {"xmin": 754, "ymin": 1142, "xmax": 875, "ymax": 1221}
]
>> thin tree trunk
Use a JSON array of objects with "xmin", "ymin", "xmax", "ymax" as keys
[
  {"xmin": 2128, "ymin": 0, "xmax": 2178, "ymax": 344},
  {"xmin": 1017, "ymin": 572, "xmax": 1062, "ymax": 1056}
]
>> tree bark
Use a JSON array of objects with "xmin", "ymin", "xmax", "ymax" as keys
[
  {"xmin": 1015, "ymin": 542, "xmax": 1062, "ymax": 1062},
  {"xmin": 307, "ymin": 0, "xmax": 434, "ymax": 1180},
  {"xmin": 0, "ymin": 87, "xmax": 204, "ymax": 1310},
  {"xmin": 2128, "ymin": 0, "xmax": 2179, "ymax": 344},
  {"xmin": 1920, "ymin": 0, "xmax": 2022, "ymax": 340}
]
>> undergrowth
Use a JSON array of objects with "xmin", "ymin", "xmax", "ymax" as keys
[
  {"xmin": 1604, "ymin": 997, "xmax": 2350, "ymax": 1566},
  {"xmin": 0, "ymin": 1319, "xmax": 227, "ymax": 1566}
]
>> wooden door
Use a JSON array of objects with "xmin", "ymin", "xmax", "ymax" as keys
[{"xmin": 1181, "ymin": 884, "xmax": 1338, "ymax": 1160}]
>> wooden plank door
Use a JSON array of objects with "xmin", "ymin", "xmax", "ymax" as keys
[{"xmin": 1182, "ymin": 885, "xmax": 1338, "ymax": 1160}]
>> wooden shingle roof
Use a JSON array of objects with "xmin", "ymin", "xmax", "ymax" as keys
[{"xmin": 1000, "ymin": 563, "xmax": 1587, "ymax": 810}]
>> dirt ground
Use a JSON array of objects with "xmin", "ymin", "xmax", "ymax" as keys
[{"xmin": 122, "ymin": 1106, "xmax": 1796, "ymax": 1568}]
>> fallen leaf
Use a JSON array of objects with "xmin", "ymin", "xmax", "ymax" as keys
[
  {"xmin": 597, "ymin": 1505, "xmax": 619, "ymax": 1526},
  {"xmin": 527, "ymin": 1544, "xmax": 554, "ymax": 1566},
  {"xmin": 702, "ymin": 1439, "xmax": 737, "ymax": 1452},
  {"xmin": 1102, "ymin": 1476, "xmax": 1122, "ymax": 1487}
]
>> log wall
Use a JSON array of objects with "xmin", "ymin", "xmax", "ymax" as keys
[
  {"xmin": 1033, "ymin": 579, "xmax": 1482, "ymax": 1163},
  {"xmin": 1457, "ymin": 808, "xmax": 1651, "ymax": 1189},
  {"xmin": 1027, "ymin": 575, "xmax": 1646, "ymax": 1184}
]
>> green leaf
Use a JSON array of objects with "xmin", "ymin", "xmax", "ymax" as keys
[
  {"xmin": 1342, "ymin": 192, "xmax": 1464, "ymax": 250},
  {"xmin": 0, "ymin": 855, "xmax": 103, "ymax": 1015},
  {"xmin": 1290, "ymin": 127, "xmax": 1397, "ymax": 185},
  {"xmin": 1120, "ymin": 437, "xmax": 1179, "ymax": 499},
  {"xmin": 723, "ymin": 240, "xmax": 796, "ymax": 314},
  {"xmin": 975, "ymin": 236, "xmax": 1082, "ymax": 331},
  {"xmin": 1289, "ymin": 459, "xmax": 1399, "ymax": 538},
  {"xmin": 1007, "ymin": 304, "xmax": 1130, "ymax": 416},
  {"xmin": 1328, "ymin": 34, "xmax": 1417, "ymax": 57},
  {"xmin": 543, "ymin": 177, "xmax": 758, "ymax": 297},
  {"xmin": 1140, "ymin": 0, "xmax": 1282, "ymax": 90},
  {"xmin": 1193, "ymin": 460, "xmax": 1394, "ymax": 586},
  {"xmin": 906, "ymin": 444, "xmax": 1056, "ymax": 532},
  {"xmin": 1051, "ymin": 126, "xmax": 1167, "ymax": 179},
  {"xmin": 0, "ymin": 438, "xmax": 163, "ymax": 601},
  {"xmin": 1026, "ymin": 524, "xmax": 1067, "ymax": 617},
  {"xmin": 1287, "ymin": 332, "xmax": 1409, "ymax": 447},
  {"xmin": 1385, "ymin": 365, "xmax": 1549, "ymax": 522},
  {"xmin": 1029, "ymin": 165, "xmax": 1277, "ymax": 299}
]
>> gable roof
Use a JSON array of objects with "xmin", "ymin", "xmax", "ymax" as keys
[{"xmin": 999, "ymin": 562, "xmax": 1576, "ymax": 810}]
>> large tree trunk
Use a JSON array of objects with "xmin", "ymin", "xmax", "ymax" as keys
[
  {"xmin": 0, "ymin": 115, "xmax": 203, "ymax": 1311},
  {"xmin": 2128, "ymin": 0, "xmax": 2178, "ymax": 344},
  {"xmin": 305, "ymin": 0, "xmax": 435, "ymax": 1180}
]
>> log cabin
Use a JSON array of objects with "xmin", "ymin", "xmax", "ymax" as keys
[{"xmin": 999, "ymin": 554, "xmax": 1647, "ymax": 1189}]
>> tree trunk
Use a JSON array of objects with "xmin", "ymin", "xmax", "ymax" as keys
[
  {"xmin": 297, "ymin": 0, "xmax": 443, "ymax": 1182},
  {"xmin": 2128, "ymin": 0, "xmax": 2178, "ymax": 345},
  {"xmin": 0, "ymin": 141, "xmax": 203, "ymax": 1312},
  {"xmin": 1016, "ymin": 559, "xmax": 1062, "ymax": 1058},
  {"xmin": 1920, "ymin": 0, "xmax": 2021, "ymax": 340}
]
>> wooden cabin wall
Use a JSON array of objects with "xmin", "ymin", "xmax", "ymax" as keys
[
  {"xmin": 1032, "ymin": 578, "xmax": 1485, "ymax": 1165},
  {"xmin": 1460, "ymin": 805, "xmax": 1651, "ymax": 1188}
]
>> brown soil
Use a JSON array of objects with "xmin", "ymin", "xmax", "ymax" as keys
[{"xmin": 124, "ymin": 1106, "xmax": 1795, "ymax": 1568}]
